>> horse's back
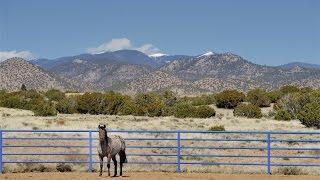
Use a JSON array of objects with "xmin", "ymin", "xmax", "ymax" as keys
[{"xmin": 109, "ymin": 135, "xmax": 126, "ymax": 156}]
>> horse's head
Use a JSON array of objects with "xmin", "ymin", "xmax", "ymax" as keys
[{"xmin": 98, "ymin": 124, "xmax": 107, "ymax": 141}]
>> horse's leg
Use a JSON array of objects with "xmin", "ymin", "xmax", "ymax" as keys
[
  {"xmin": 119, "ymin": 151, "xmax": 125, "ymax": 176},
  {"xmin": 107, "ymin": 155, "xmax": 112, "ymax": 176},
  {"xmin": 99, "ymin": 155, "xmax": 103, "ymax": 176},
  {"xmin": 112, "ymin": 156, "xmax": 117, "ymax": 177}
]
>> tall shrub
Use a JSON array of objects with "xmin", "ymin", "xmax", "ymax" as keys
[
  {"xmin": 215, "ymin": 90, "xmax": 245, "ymax": 109},
  {"xmin": 247, "ymin": 89, "xmax": 270, "ymax": 107}
]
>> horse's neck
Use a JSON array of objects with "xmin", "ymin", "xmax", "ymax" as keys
[{"xmin": 100, "ymin": 136, "xmax": 110, "ymax": 147}]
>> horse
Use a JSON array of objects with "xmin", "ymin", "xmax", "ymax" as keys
[{"xmin": 97, "ymin": 124, "xmax": 127, "ymax": 177}]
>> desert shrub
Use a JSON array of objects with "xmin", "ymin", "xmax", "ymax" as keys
[
  {"xmin": 20, "ymin": 84, "xmax": 27, "ymax": 91},
  {"xmin": 0, "ymin": 90, "xmax": 53, "ymax": 116},
  {"xmin": 275, "ymin": 93, "xmax": 311, "ymax": 116},
  {"xmin": 33, "ymin": 102, "xmax": 57, "ymax": 116},
  {"xmin": 280, "ymin": 85, "xmax": 300, "ymax": 94},
  {"xmin": 174, "ymin": 103, "xmax": 215, "ymax": 118},
  {"xmin": 174, "ymin": 103, "xmax": 195, "ymax": 118},
  {"xmin": 104, "ymin": 91, "xmax": 132, "ymax": 115},
  {"xmin": 161, "ymin": 90, "xmax": 178, "ymax": 107},
  {"xmin": 276, "ymin": 167, "xmax": 305, "ymax": 175},
  {"xmin": 76, "ymin": 92, "xmax": 107, "ymax": 114},
  {"xmin": 209, "ymin": 125, "xmax": 225, "ymax": 131},
  {"xmin": 56, "ymin": 97, "xmax": 78, "ymax": 114},
  {"xmin": 193, "ymin": 105, "xmax": 216, "ymax": 118},
  {"xmin": 215, "ymin": 90, "xmax": 245, "ymax": 109},
  {"xmin": 297, "ymin": 101, "xmax": 320, "ymax": 129},
  {"xmin": 45, "ymin": 89, "xmax": 65, "ymax": 101},
  {"xmin": 300, "ymin": 87, "xmax": 313, "ymax": 93},
  {"xmin": 275, "ymin": 109, "xmax": 293, "ymax": 121},
  {"xmin": 233, "ymin": 103, "xmax": 262, "ymax": 118},
  {"xmin": 189, "ymin": 94, "xmax": 215, "ymax": 106},
  {"xmin": 17, "ymin": 163, "xmax": 52, "ymax": 173},
  {"xmin": 247, "ymin": 89, "xmax": 270, "ymax": 107},
  {"xmin": 1, "ymin": 96, "xmax": 25, "ymax": 109},
  {"xmin": 135, "ymin": 92, "xmax": 165, "ymax": 117},
  {"xmin": 118, "ymin": 98, "xmax": 142, "ymax": 116},
  {"xmin": 56, "ymin": 163, "xmax": 72, "ymax": 172},
  {"xmin": 266, "ymin": 90, "xmax": 282, "ymax": 103}
]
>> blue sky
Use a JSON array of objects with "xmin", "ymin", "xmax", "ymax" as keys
[{"xmin": 0, "ymin": 0, "xmax": 319, "ymax": 65}]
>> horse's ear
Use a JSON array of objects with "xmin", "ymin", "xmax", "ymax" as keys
[{"xmin": 103, "ymin": 124, "xmax": 106, "ymax": 129}]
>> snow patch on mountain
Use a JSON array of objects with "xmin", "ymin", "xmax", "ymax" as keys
[
  {"xmin": 198, "ymin": 51, "xmax": 215, "ymax": 58},
  {"xmin": 149, "ymin": 53, "xmax": 168, "ymax": 57}
]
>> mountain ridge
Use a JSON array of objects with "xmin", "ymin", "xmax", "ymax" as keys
[{"xmin": 2, "ymin": 51, "xmax": 320, "ymax": 95}]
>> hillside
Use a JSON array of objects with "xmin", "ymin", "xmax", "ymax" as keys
[
  {"xmin": 279, "ymin": 62, "xmax": 320, "ymax": 69},
  {"xmin": 4, "ymin": 51, "xmax": 320, "ymax": 94},
  {"xmin": 0, "ymin": 57, "xmax": 77, "ymax": 91}
]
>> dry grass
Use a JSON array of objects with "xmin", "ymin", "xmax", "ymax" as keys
[{"xmin": 0, "ymin": 106, "xmax": 319, "ymax": 175}]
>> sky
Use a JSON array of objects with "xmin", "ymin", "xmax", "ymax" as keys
[{"xmin": 0, "ymin": 0, "xmax": 319, "ymax": 65}]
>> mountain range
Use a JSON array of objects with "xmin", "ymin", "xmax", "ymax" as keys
[{"xmin": 1, "ymin": 50, "xmax": 320, "ymax": 95}]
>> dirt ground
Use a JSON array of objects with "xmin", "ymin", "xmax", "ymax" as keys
[{"xmin": 1, "ymin": 172, "xmax": 319, "ymax": 180}]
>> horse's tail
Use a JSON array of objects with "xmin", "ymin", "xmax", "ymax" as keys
[
  {"xmin": 120, "ymin": 150, "xmax": 127, "ymax": 163},
  {"xmin": 117, "ymin": 135, "xmax": 127, "ymax": 163}
]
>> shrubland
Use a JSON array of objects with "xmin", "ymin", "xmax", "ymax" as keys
[{"xmin": 0, "ymin": 86, "xmax": 319, "ymax": 129}]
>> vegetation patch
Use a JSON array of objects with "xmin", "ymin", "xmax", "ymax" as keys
[
  {"xmin": 233, "ymin": 103, "xmax": 262, "ymax": 118},
  {"xmin": 208, "ymin": 125, "xmax": 225, "ymax": 131},
  {"xmin": 215, "ymin": 90, "xmax": 245, "ymax": 109}
]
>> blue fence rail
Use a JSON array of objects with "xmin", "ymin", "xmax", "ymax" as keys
[{"xmin": 0, "ymin": 129, "xmax": 319, "ymax": 174}]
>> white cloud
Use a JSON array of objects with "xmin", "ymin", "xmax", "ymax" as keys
[
  {"xmin": 134, "ymin": 44, "xmax": 161, "ymax": 55},
  {"xmin": 0, "ymin": 51, "xmax": 37, "ymax": 62},
  {"xmin": 86, "ymin": 38, "xmax": 162, "ymax": 55},
  {"xmin": 87, "ymin": 38, "xmax": 132, "ymax": 54}
]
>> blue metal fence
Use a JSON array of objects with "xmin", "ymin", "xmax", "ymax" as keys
[{"xmin": 0, "ymin": 129, "xmax": 319, "ymax": 174}]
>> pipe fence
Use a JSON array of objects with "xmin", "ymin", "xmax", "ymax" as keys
[{"xmin": 0, "ymin": 129, "xmax": 319, "ymax": 174}]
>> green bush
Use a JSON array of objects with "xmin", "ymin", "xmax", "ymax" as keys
[
  {"xmin": 280, "ymin": 85, "xmax": 300, "ymax": 94},
  {"xmin": 275, "ymin": 109, "xmax": 293, "ymax": 121},
  {"xmin": 266, "ymin": 90, "xmax": 282, "ymax": 103},
  {"xmin": 247, "ymin": 89, "xmax": 270, "ymax": 107},
  {"xmin": 56, "ymin": 97, "xmax": 78, "ymax": 114},
  {"xmin": 187, "ymin": 94, "xmax": 215, "ymax": 106},
  {"xmin": 104, "ymin": 92, "xmax": 128, "ymax": 115},
  {"xmin": 275, "ymin": 93, "xmax": 311, "ymax": 116},
  {"xmin": 193, "ymin": 105, "xmax": 216, "ymax": 118},
  {"xmin": 209, "ymin": 125, "xmax": 225, "ymax": 131},
  {"xmin": 135, "ymin": 92, "xmax": 165, "ymax": 117},
  {"xmin": 174, "ymin": 103, "xmax": 215, "ymax": 118},
  {"xmin": 233, "ymin": 103, "xmax": 262, "ymax": 118},
  {"xmin": 1, "ymin": 96, "xmax": 25, "ymax": 109},
  {"xmin": 215, "ymin": 90, "xmax": 245, "ymax": 109},
  {"xmin": 76, "ymin": 92, "xmax": 107, "ymax": 114},
  {"xmin": 45, "ymin": 89, "xmax": 65, "ymax": 101},
  {"xmin": 161, "ymin": 90, "xmax": 178, "ymax": 107},
  {"xmin": 33, "ymin": 102, "xmax": 57, "ymax": 116},
  {"xmin": 174, "ymin": 103, "xmax": 195, "ymax": 118},
  {"xmin": 297, "ymin": 101, "xmax": 320, "ymax": 129}
]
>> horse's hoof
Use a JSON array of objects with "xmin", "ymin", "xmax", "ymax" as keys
[{"xmin": 99, "ymin": 174, "xmax": 102, "ymax": 177}]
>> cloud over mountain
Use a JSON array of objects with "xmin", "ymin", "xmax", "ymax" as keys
[
  {"xmin": 0, "ymin": 50, "xmax": 37, "ymax": 62},
  {"xmin": 86, "ymin": 38, "xmax": 162, "ymax": 55}
]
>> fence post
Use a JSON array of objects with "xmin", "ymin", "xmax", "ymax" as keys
[
  {"xmin": 176, "ymin": 131, "xmax": 181, "ymax": 173},
  {"xmin": 0, "ymin": 130, "xmax": 3, "ymax": 174},
  {"xmin": 266, "ymin": 132, "xmax": 271, "ymax": 175},
  {"xmin": 88, "ymin": 130, "xmax": 93, "ymax": 172}
]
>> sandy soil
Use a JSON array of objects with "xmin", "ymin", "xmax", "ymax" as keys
[{"xmin": 1, "ymin": 172, "xmax": 319, "ymax": 180}]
